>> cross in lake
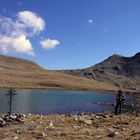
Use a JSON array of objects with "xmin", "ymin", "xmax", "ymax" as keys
[{"xmin": 5, "ymin": 87, "xmax": 17, "ymax": 116}]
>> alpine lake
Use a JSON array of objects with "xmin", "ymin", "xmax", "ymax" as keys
[{"xmin": 0, "ymin": 89, "xmax": 131, "ymax": 115}]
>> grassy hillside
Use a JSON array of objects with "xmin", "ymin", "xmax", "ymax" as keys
[{"xmin": 0, "ymin": 55, "xmax": 117, "ymax": 92}]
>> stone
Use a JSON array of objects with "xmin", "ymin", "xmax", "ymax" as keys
[
  {"xmin": 61, "ymin": 118, "xmax": 65, "ymax": 122},
  {"xmin": 16, "ymin": 115, "xmax": 27, "ymax": 123},
  {"xmin": 75, "ymin": 116, "xmax": 78, "ymax": 121},
  {"xmin": 16, "ymin": 130, "xmax": 22, "ymax": 134},
  {"xmin": 10, "ymin": 115, "xmax": 17, "ymax": 120},
  {"xmin": 57, "ymin": 131, "xmax": 61, "ymax": 135},
  {"xmin": 96, "ymin": 113, "xmax": 108, "ymax": 118},
  {"xmin": 42, "ymin": 132, "xmax": 47, "ymax": 137},
  {"xmin": 108, "ymin": 128, "xmax": 115, "ymax": 132},
  {"xmin": 49, "ymin": 121, "xmax": 54, "ymax": 128},
  {"xmin": 108, "ymin": 128, "xmax": 119, "ymax": 137},
  {"xmin": 121, "ymin": 128, "xmax": 126, "ymax": 131},
  {"xmin": 74, "ymin": 125, "xmax": 81, "ymax": 129},
  {"xmin": 95, "ymin": 135, "xmax": 101, "ymax": 138},
  {"xmin": 28, "ymin": 113, "xmax": 32, "ymax": 116},
  {"xmin": 45, "ymin": 121, "xmax": 55, "ymax": 131},
  {"xmin": 79, "ymin": 118, "xmax": 92, "ymax": 125},
  {"xmin": 83, "ymin": 119, "xmax": 92, "ymax": 125},
  {"xmin": 0, "ymin": 117, "xmax": 6, "ymax": 127},
  {"xmin": 13, "ymin": 136, "xmax": 19, "ymax": 140},
  {"xmin": 95, "ymin": 116, "xmax": 100, "ymax": 119}
]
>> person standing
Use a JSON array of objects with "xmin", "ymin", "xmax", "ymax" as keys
[{"xmin": 115, "ymin": 90, "xmax": 126, "ymax": 115}]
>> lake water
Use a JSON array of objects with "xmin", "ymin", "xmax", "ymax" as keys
[{"xmin": 0, "ymin": 89, "xmax": 124, "ymax": 115}]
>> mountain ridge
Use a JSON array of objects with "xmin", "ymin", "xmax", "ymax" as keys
[{"xmin": 63, "ymin": 53, "xmax": 140, "ymax": 92}]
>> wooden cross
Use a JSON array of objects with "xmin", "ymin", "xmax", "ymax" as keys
[{"xmin": 5, "ymin": 87, "xmax": 17, "ymax": 116}]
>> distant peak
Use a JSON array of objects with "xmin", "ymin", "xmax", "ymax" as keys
[
  {"xmin": 111, "ymin": 54, "xmax": 123, "ymax": 58},
  {"xmin": 107, "ymin": 54, "xmax": 123, "ymax": 60},
  {"xmin": 102, "ymin": 53, "xmax": 124, "ymax": 63}
]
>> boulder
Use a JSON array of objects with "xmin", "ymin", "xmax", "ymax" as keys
[{"xmin": 0, "ymin": 117, "xmax": 6, "ymax": 127}]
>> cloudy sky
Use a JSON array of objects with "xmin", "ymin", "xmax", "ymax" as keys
[{"xmin": 0, "ymin": 0, "xmax": 140, "ymax": 69}]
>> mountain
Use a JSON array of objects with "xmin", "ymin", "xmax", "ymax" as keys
[
  {"xmin": 0, "ymin": 55, "xmax": 116, "ymax": 91},
  {"xmin": 63, "ymin": 53, "xmax": 140, "ymax": 92}
]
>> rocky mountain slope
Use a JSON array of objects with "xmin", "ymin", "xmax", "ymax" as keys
[
  {"xmin": 0, "ymin": 55, "xmax": 116, "ymax": 91},
  {"xmin": 63, "ymin": 53, "xmax": 140, "ymax": 92}
]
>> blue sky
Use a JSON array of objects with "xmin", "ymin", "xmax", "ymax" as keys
[{"xmin": 0, "ymin": 0, "xmax": 140, "ymax": 70}]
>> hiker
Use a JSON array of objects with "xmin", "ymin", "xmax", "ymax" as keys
[{"xmin": 115, "ymin": 90, "xmax": 126, "ymax": 115}]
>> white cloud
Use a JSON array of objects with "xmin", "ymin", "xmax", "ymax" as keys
[
  {"xmin": 0, "ymin": 10, "xmax": 59, "ymax": 55},
  {"xmin": 88, "ymin": 19, "xmax": 93, "ymax": 24},
  {"xmin": 0, "ymin": 35, "xmax": 34, "ymax": 55},
  {"xmin": 40, "ymin": 39, "xmax": 60, "ymax": 50},
  {"xmin": 17, "ymin": 11, "xmax": 45, "ymax": 33},
  {"xmin": 0, "ymin": 11, "xmax": 46, "ymax": 55}
]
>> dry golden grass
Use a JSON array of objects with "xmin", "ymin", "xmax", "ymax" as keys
[
  {"xmin": 0, "ymin": 69, "xmax": 118, "ymax": 91},
  {"xmin": 0, "ymin": 55, "xmax": 118, "ymax": 92}
]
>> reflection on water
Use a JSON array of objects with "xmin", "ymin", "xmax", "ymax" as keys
[{"xmin": 0, "ymin": 89, "xmax": 117, "ymax": 115}]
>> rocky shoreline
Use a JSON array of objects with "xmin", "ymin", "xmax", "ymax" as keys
[
  {"xmin": 0, "ymin": 93, "xmax": 140, "ymax": 140},
  {"xmin": 0, "ymin": 113, "xmax": 140, "ymax": 140}
]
